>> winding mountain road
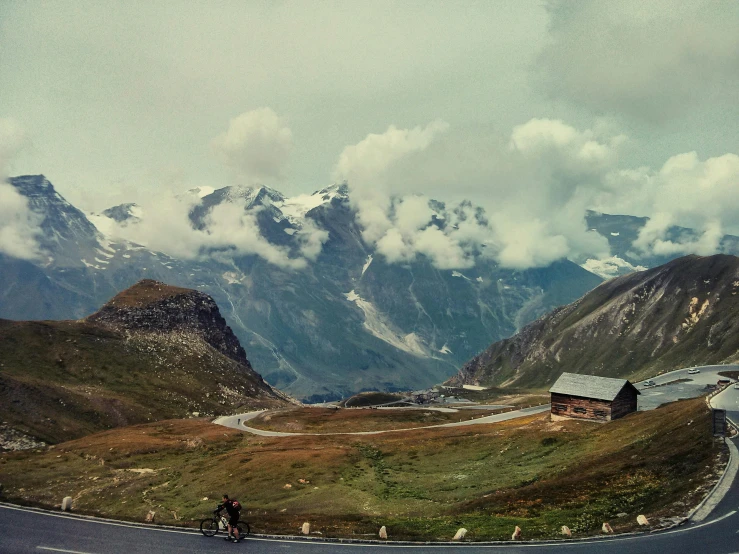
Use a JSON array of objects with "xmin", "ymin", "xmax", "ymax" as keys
[
  {"xmin": 3, "ymin": 365, "xmax": 739, "ymax": 553},
  {"xmin": 213, "ymin": 405, "xmax": 551, "ymax": 437}
]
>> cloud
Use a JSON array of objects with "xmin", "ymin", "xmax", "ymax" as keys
[
  {"xmin": 373, "ymin": 195, "xmax": 474, "ymax": 269},
  {"xmin": 94, "ymin": 187, "xmax": 322, "ymax": 270},
  {"xmin": 332, "ymin": 121, "xmax": 486, "ymax": 268},
  {"xmin": 482, "ymin": 119, "xmax": 615, "ymax": 268},
  {"xmin": 333, "ymin": 118, "xmax": 617, "ymax": 270},
  {"xmin": 0, "ymin": 182, "xmax": 43, "ymax": 260},
  {"xmin": 212, "ymin": 108, "xmax": 293, "ymax": 183},
  {"xmin": 538, "ymin": 0, "xmax": 739, "ymax": 123},
  {"xmin": 0, "ymin": 118, "xmax": 42, "ymax": 260},
  {"xmin": 333, "ymin": 120, "xmax": 449, "ymax": 188},
  {"xmin": 334, "ymin": 120, "xmax": 449, "ymax": 247},
  {"xmin": 624, "ymin": 152, "xmax": 739, "ymax": 256}
]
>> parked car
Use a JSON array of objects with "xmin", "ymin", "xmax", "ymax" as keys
[
  {"xmin": 734, "ymin": 383, "xmax": 739, "ymax": 390},
  {"xmin": 687, "ymin": 368, "xmax": 700, "ymax": 374},
  {"xmin": 717, "ymin": 379, "xmax": 731, "ymax": 386},
  {"xmin": 643, "ymin": 380, "xmax": 656, "ymax": 387}
]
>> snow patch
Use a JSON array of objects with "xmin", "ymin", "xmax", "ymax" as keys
[
  {"xmin": 283, "ymin": 228, "xmax": 297, "ymax": 235},
  {"xmin": 222, "ymin": 271, "xmax": 243, "ymax": 285},
  {"xmin": 452, "ymin": 271, "xmax": 471, "ymax": 280},
  {"xmin": 362, "ymin": 255, "xmax": 373, "ymax": 276},
  {"xmin": 475, "ymin": 276, "xmax": 483, "ymax": 283},
  {"xmin": 439, "ymin": 344, "xmax": 452, "ymax": 354},
  {"xmin": 610, "ymin": 232, "xmax": 620, "ymax": 236},
  {"xmin": 581, "ymin": 256, "xmax": 647, "ymax": 279},
  {"xmin": 344, "ymin": 290, "xmax": 427, "ymax": 356},
  {"xmin": 278, "ymin": 188, "xmax": 338, "ymax": 220}
]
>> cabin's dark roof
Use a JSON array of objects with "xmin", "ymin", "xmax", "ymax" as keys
[{"xmin": 549, "ymin": 372, "xmax": 640, "ymax": 402}]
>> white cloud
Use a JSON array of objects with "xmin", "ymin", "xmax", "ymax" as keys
[
  {"xmin": 94, "ymin": 187, "xmax": 323, "ymax": 270},
  {"xmin": 200, "ymin": 202, "xmax": 306, "ymax": 269},
  {"xmin": 332, "ymin": 118, "xmax": 618, "ymax": 270},
  {"xmin": 538, "ymin": 0, "xmax": 739, "ymax": 124},
  {"xmin": 333, "ymin": 120, "xmax": 450, "ymax": 249},
  {"xmin": 333, "ymin": 120, "xmax": 449, "ymax": 188},
  {"xmin": 627, "ymin": 152, "xmax": 739, "ymax": 256},
  {"xmin": 0, "ymin": 182, "xmax": 43, "ymax": 260},
  {"xmin": 0, "ymin": 118, "xmax": 41, "ymax": 260},
  {"xmin": 212, "ymin": 108, "xmax": 293, "ymax": 183}
]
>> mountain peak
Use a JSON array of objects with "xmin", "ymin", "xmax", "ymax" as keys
[
  {"xmin": 88, "ymin": 279, "xmax": 252, "ymax": 367},
  {"xmin": 101, "ymin": 202, "xmax": 141, "ymax": 224},
  {"xmin": 96, "ymin": 279, "xmax": 195, "ymax": 310}
]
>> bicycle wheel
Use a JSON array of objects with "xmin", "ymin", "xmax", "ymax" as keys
[
  {"xmin": 200, "ymin": 518, "xmax": 219, "ymax": 537},
  {"xmin": 237, "ymin": 522, "xmax": 250, "ymax": 536}
]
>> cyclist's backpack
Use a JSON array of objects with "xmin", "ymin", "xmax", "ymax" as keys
[{"xmin": 232, "ymin": 500, "xmax": 241, "ymax": 512}]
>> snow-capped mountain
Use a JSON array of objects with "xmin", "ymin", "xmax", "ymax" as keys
[{"xmin": 2, "ymin": 175, "xmax": 605, "ymax": 401}]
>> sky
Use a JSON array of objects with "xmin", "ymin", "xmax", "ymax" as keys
[{"xmin": 1, "ymin": 0, "xmax": 739, "ymax": 269}]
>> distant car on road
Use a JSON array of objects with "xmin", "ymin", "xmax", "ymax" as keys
[
  {"xmin": 687, "ymin": 368, "xmax": 700, "ymax": 374},
  {"xmin": 717, "ymin": 379, "xmax": 731, "ymax": 386},
  {"xmin": 643, "ymin": 380, "xmax": 656, "ymax": 387},
  {"xmin": 734, "ymin": 383, "xmax": 739, "ymax": 390}
]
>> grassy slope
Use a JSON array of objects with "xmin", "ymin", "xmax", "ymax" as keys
[
  {"xmin": 0, "ymin": 397, "xmax": 724, "ymax": 540},
  {"xmin": 0, "ymin": 319, "xmax": 284, "ymax": 444}
]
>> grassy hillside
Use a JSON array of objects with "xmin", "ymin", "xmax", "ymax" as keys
[
  {"xmin": 0, "ymin": 397, "xmax": 724, "ymax": 540},
  {"xmin": 452, "ymin": 254, "xmax": 739, "ymax": 389},
  {"xmin": 0, "ymin": 280, "xmax": 289, "ymax": 446}
]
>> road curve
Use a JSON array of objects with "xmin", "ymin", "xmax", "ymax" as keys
[
  {"xmin": 213, "ymin": 405, "xmax": 551, "ymax": 437},
  {"xmin": 215, "ymin": 364, "xmax": 739, "ymax": 438}
]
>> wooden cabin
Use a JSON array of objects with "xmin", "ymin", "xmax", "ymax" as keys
[{"xmin": 549, "ymin": 372, "xmax": 639, "ymax": 422}]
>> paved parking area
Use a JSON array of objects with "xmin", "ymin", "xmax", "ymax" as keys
[{"xmin": 636, "ymin": 365, "xmax": 738, "ymax": 411}]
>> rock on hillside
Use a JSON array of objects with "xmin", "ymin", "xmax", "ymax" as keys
[
  {"xmin": 0, "ymin": 280, "xmax": 291, "ymax": 448},
  {"xmin": 449, "ymin": 254, "xmax": 739, "ymax": 389}
]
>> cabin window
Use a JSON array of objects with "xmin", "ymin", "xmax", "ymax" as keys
[
  {"xmin": 553, "ymin": 404, "xmax": 568, "ymax": 412},
  {"xmin": 573, "ymin": 407, "xmax": 587, "ymax": 414},
  {"xmin": 593, "ymin": 409, "xmax": 607, "ymax": 418}
]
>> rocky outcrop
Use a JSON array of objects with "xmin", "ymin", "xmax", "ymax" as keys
[
  {"xmin": 0, "ymin": 280, "xmax": 291, "ymax": 446},
  {"xmin": 88, "ymin": 279, "xmax": 252, "ymax": 368},
  {"xmin": 450, "ymin": 255, "xmax": 739, "ymax": 388}
]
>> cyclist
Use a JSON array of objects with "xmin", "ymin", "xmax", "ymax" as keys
[{"xmin": 216, "ymin": 494, "xmax": 242, "ymax": 543}]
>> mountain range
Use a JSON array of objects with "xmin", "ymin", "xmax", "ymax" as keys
[
  {"xmin": 449, "ymin": 254, "xmax": 739, "ymax": 389},
  {"xmin": 3, "ymin": 174, "xmax": 738, "ymax": 401}
]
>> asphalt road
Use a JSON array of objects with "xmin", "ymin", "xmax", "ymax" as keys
[
  {"xmin": 2, "ymin": 488, "xmax": 739, "ymax": 554},
  {"xmin": 635, "ymin": 364, "xmax": 739, "ymax": 411},
  {"xmin": 214, "ymin": 405, "xmax": 552, "ymax": 437}
]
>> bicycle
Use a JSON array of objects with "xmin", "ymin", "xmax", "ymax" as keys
[{"xmin": 199, "ymin": 508, "xmax": 251, "ymax": 538}]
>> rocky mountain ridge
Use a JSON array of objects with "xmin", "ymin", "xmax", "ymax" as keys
[
  {"xmin": 449, "ymin": 254, "xmax": 739, "ymax": 389},
  {"xmin": 88, "ymin": 279, "xmax": 252, "ymax": 367}
]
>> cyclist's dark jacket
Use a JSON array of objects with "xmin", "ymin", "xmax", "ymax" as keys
[{"xmin": 217, "ymin": 500, "xmax": 239, "ymax": 524}]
